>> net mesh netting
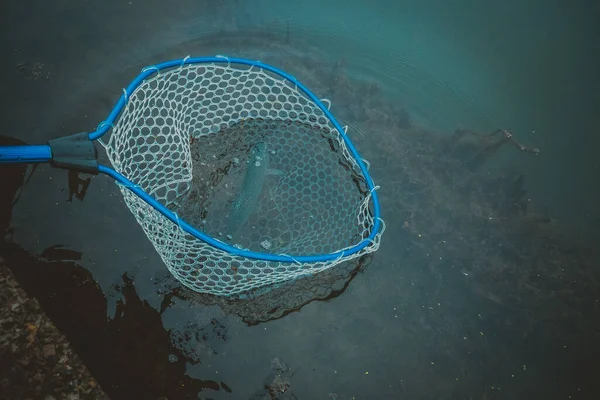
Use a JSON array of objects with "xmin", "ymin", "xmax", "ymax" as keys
[{"xmin": 101, "ymin": 62, "xmax": 381, "ymax": 296}]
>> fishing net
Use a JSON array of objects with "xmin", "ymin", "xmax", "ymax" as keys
[{"xmin": 100, "ymin": 59, "xmax": 382, "ymax": 297}]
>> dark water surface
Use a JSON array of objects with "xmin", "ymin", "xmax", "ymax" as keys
[{"xmin": 2, "ymin": 1, "xmax": 599, "ymax": 399}]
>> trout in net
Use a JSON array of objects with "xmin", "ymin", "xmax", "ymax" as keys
[{"xmin": 228, "ymin": 141, "xmax": 285, "ymax": 235}]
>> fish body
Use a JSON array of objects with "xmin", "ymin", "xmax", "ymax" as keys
[{"xmin": 228, "ymin": 142, "xmax": 269, "ymax": 234}]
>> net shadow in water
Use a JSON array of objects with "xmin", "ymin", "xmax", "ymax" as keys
[{"xmin": 156, "ymin": 254, "xmax": 372, "ymax": 328}]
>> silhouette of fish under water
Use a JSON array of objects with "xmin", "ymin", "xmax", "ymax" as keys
[{"xmin": 228, "ymin": 142, "xmax": 282, "ymax": 235}]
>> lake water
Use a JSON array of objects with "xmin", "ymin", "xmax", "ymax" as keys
[{"xmin": 1, "ymin": 0, "xmax": 599, "ymax": 399}]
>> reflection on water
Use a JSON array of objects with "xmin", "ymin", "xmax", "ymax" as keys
[{"xmin": 160, "ymin": 255, "xmax": 372, "ymax": 326}]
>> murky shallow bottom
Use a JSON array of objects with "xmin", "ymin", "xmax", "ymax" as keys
[{"xmin": 2, "ymin": 20, "xmax": 599, "ymax": 400}]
